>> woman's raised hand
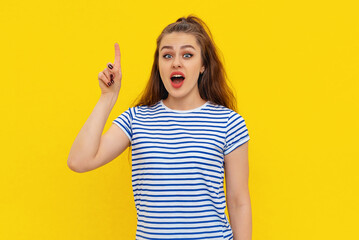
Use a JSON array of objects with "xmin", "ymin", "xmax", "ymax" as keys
[{"xmin": 98, "ymin": 43, "xmax": 122, "ymax": 95}]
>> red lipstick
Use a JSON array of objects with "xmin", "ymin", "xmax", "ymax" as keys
[
  {"xmin": 170, "ymin": 71, "xmax": 185, "ymax": 78},
  {"xmin": 170, "ymin": 71, "xmax": 185, "ymax": 88}
]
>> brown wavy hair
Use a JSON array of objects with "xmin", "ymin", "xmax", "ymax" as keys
[{"xmin": 131, "ymin": 14, "xmax": 237, "ymax": 111}]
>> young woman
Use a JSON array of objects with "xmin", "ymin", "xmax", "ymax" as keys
[{"xmin": 68, "ymin": 15, "xmax": 251, "ymax": 240}]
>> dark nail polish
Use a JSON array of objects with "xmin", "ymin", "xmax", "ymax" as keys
[
  {"xmin": 108, "ymin": 64, "xmax": 113, "ymax": 69},
  {"xmin": 111, "ymin": 79, "xmax": 114, "ymax": 84},
  {"xmin": 108, "ymin": 82, "xmax": 111, "ymax": 86},
  {"xmin": 110, "ymin": 74, "xmax": 113, "ymax": 79}
]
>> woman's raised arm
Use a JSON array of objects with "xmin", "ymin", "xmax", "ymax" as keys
[{"xmin": 67, "ymin": 43, "xmax": 128, "ymax": 172}]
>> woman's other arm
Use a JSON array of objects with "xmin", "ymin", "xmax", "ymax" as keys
[{"xmin": 224, "ymin": 142, "xmax": 252, "ymax": 240}]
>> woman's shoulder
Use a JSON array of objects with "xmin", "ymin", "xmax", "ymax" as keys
[
  {"xmin": 205, "ymin": 101, "xmax": 246, "ymax": 120},
  {"xmin": 130, "ymin": 100, "xmax": 162, "ymax": 114},
  {"xmin": 206, "ymin": 101, "xmax": 234, "ymax": 113}
]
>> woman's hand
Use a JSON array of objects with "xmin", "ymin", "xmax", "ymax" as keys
[{"xmin": 98, "ymin": 43, "xmax": 122, "ymax": 95}]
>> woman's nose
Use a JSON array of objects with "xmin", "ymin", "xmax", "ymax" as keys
[{"xmin": 172, "ymin": 55, "xmax": 182, "ymax": 68}]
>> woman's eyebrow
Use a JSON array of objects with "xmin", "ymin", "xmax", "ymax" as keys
[{"xmin": 160, "ymin": 45, "xmax": 196, "ymax": 51}]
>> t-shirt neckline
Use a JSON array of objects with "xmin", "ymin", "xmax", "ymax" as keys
[{"xmin": 160, "ymin": 99, "xmax": 209, "ymax": 113}]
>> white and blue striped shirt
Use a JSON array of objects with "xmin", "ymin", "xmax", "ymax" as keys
[{"xmin": 112, "ymin": 99, "xmax": 250, "ymax": 240}]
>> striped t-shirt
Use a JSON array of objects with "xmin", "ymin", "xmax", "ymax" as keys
[{"xmin": 112, "ymin": 99, "xmax": 250, "ymax": 240}]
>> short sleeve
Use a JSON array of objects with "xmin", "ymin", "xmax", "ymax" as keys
[
  {"xmin": 224, "ymin": 110, "xmax": 250, "ymax": 155},
  {"xmin": 112, "ymin": 107, "xmax": 135, "ymax": 142}
]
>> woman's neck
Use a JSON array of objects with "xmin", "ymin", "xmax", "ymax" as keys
[{"xmin": 162, "ymin": 96, "xmax": 207, "ymax": 111}]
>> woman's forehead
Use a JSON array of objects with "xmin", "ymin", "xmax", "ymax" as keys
[{"xmin": 160, "ymin": 32, "xmax": 200, "ymax": 50}]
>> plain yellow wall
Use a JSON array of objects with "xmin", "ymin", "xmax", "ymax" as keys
[{"xmin": 1, "ymin": 0, "xmax": 358, "ymax": 239}]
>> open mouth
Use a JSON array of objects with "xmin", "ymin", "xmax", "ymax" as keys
[
  {"xmin": 170, "ymin": 75, "xmax": 185, "ymax": 83},
  {"xmin": 170, "ymin": 76, "xmax": 185, "ymax": 88},
  {"xmin": 170, "ymin": 72, "xmax": 185, "ymax": 88}
]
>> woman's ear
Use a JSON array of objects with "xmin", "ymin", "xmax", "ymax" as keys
[{"xmin": 201, "ymin": 66, "xmax": 205, "ymax": 74}]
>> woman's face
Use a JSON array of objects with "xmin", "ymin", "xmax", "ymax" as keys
[{"xmin": 158, "ymin": 32, "xmax": 205, "ymax": 101}]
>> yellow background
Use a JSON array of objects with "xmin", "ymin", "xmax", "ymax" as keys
[{"xmin": 1, "ymin": 0, "xmax": 358, "ymax": 239}]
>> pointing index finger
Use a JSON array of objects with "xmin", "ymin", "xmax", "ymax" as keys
[{"xmin": 114, "ymin": 43, "xmax": 121, "ymax": 68}]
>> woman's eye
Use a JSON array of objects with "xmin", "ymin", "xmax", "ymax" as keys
[{"xmin": 163, "ymin": 53, "xmax": 193, "ymax": 59}]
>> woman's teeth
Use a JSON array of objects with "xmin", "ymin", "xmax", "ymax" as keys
[{"xmin": 171, "ymin": 76, "xmax": 185, "ymax": 82}]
